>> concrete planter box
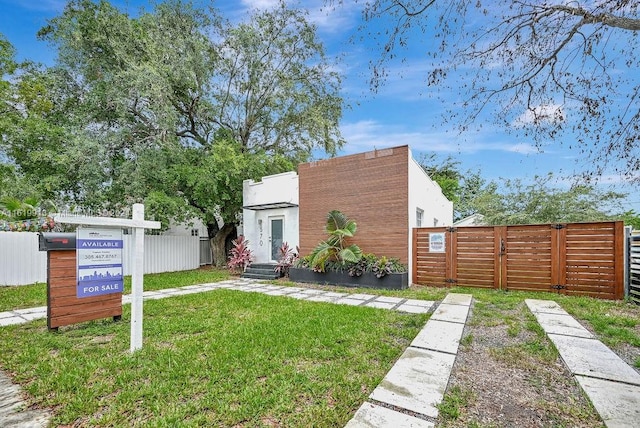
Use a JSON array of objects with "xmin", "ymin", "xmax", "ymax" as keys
[{"xmin": 289, "ymin": 267, "xmax": 408, "ymax": 290}]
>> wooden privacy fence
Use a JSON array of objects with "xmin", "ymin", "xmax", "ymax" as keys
[
  {"xmin": 629, "ymin": 232, "xmax": 640, "ymax": 304},
  {"xmin": 413, "ymin": 221, "xmax": 625, "ymax": 300}
]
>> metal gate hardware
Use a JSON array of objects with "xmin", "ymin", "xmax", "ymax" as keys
[{"xmin": 551, "ymin": 284, "xmax": 567, "ymax": 290}]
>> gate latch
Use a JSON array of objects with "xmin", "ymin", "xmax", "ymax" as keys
[{"xmin": 551, "ymin": 284, "xmax": 567, "ymax": 290}]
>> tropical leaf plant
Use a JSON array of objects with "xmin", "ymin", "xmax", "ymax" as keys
[
  {"xmin": 227, "ymin": 235, "xmax": 253, "ymax": 274},
  {"xmin": 308, "ymin": 210, "xmax": 362, "ymax": 272}
]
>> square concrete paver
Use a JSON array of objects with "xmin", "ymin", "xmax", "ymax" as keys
[
  {"xmin": 15, "ymin": 311, "xmax": 46, "ymax": 321},
  {"xmin": 345, "ymin": 402, "xmax": 434, "ymax": 428},
  {"xmin": 403, "ymin": 299, "xmax": 435, "ymax": 308},
  {"xmin": 411, "ymin": 319, "xmax": 466, "ymax": 354},
  {"xmin": 441, "ymin": 294, "xmax": 472, "ymax": 306},
  {"xmin": 363, "ymin": 301, "xmax": 396, "ymax": 310},
  {"xmin": 335, "ymin": 298, "xmax": 365, "ymax": 306},
  {"xmin": 0, "ymin": 317, "xmax": 25, "ymax": 327},
  {"xmin": 396, "ymin": 304, "xmax": 432, "ymax": 314},
  {"xmin": 369, "ymin": 347, "xmax": 456, "ymax": 418},
  {"xmin": 532, "ymin": 313, "xmax": 593, "ymax": 339},
  {"xmin": 348, "ymin": 294, "xmax": 374, "ymax": 301},
  {"xmin": 324, "ymin": 292, "xmax": 347, "ymax": 298},
  {"xmin": 305, "ymin": 295, "xmax": 338, "ymax": 303},
  {"xmin": 299, "ymin": 289, "xmax": 326, "ymax": 295},
  {"xmin": 263, "ymin": 289, "xmax": 292, "ymax": 296},
  {"xmin": 373, "ymin": 296, "xmax": 404, "ymax": 304},
  {"xmin": 13, "ymin": 307, "xmax": 47, "ymax": 315},
  {"xmin": 525, "ymin": 299, "xmax": 567, "ymax": 315},
  {"xmin": 548, "ymin": 334, "xmax": 640, "ymax": 385},
  {"xmin": 260, "ymin": 285, "xmax": 285, "ymax": 292},
  {"xmin": 574, "ymin": 375, "xmax": 640, "ymax": 428},
  {"xmin": 430, "ymin": 303, "xmax": 470, "ymax": 324},
  {"xmin": 287, "ymin": 292, "xmax": 311, "ymax": 300}
]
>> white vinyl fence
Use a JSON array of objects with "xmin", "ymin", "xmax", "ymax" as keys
[{"xmin": 0, "ymin": 232, "xmax": 200, "ymax": 286}]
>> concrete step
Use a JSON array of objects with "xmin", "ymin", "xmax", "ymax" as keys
[{"xmin": 242, "ymin": 272, "xmax": 280, "ymax": 280}]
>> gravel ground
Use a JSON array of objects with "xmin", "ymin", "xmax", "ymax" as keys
[{"xmin": 437, "ymin": 301, "xmax": 606, "ymax": 427}]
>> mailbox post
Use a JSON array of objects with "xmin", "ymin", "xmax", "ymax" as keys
[{"xmin": 39, "ymin": 232, "xmax": 122, "ymax": 330}]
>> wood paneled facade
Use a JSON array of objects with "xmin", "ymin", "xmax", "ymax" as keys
[
  {"xmin": 47, "ymin": 250, "xmax": 122, "ymax": 329},
  {"xmin": 298, "ymin": 146, "xmax": 410, "ymax": 263}
]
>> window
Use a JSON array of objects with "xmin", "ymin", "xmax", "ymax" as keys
[
  {"xmin": 191, "ymin": 229, "xmax": 199, "ymax": 237},
  {"xmin": 416, "ymin": 208, "xmax": 424, "ymax": 227}
]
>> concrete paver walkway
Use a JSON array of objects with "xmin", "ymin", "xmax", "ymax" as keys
[
  {"xmin": 346, "ymin": 293, "xmax": 473, "ymax": 427},
  {"xmin": 0, "ymin": 279, "xmax": 436, "ymax": 328},
  {"xmin": 526, "ymin": 299, "xmax": 640, "ymax": 428},
  {"xmin": 0, "ymin": 372, "xmax": 50, "ymax": 428}
]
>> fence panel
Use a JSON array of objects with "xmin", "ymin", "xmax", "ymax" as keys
[
  {"xmin": 413, "ymin": 228, "xmax": 448, "ymax": 287},
  {"xmin": 629, "ymin": 233, "xmax": 640, "ymax": 304},
  {"xmin": 0, "ymin": 233, "xmax": 200, "ymax": 285},
  {"xmin": 505, "ymin": 225, "xmax": 553, "ymax": 293},
  {"xmin": 0, "ymin": 232, "xmax": 47, "ymax": 286},
  {"xmin": 563, "ymin": 222, "xmax": 624, "ymax": 300},
  {"xmin": 413, "ymin": 221, "xmax": 624, "ymax": 300},
  {"xmin": 121, "ymin": 235, "xmax": 199, "ymax": 275},
  {"xmin": 453, "ymin": 227, "xmax": 496, "ymax": 288}
]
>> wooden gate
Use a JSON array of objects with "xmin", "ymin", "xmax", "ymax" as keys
[{"xmin": 413, "ymin": 221, "xmax": 624, "ymax": 300}]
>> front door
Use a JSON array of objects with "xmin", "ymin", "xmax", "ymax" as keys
[{"xmin": 270, "ymin": 217, "xmax": 284, "ymax": 262}]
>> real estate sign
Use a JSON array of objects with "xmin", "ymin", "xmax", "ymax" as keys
[
  {"xmin": 77, "ymin": 227, "xmax": 124, "ymax": 298},
  {"xmin": 429, "ymin": 232, "xmax": 446, "ymax": 253}
]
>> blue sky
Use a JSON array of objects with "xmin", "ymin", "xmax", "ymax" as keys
[{"xmin": 1, "ymin": 0, "xmax": 638, "ymax": 212}]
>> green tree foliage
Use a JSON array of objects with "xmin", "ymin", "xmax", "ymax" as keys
[
  {"xmin": 2, "ymin": 1, "xmax": 343, "ymax": 265},
  {"xmin": 418, "ymin": 153, "xmax": 494, "ymax": 222},
  {"xmin": 475, "ymin": 174, "xmax": 626, "ymax": 225}
]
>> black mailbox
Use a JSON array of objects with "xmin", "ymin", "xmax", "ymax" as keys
[{"xmin": 38, "ymin": 232, "xmax": 76, "ymax": 251}]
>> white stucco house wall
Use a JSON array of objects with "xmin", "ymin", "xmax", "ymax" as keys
[{"xmin": 242, "ymin": 171, "xmax": 299, "ymax": 264}]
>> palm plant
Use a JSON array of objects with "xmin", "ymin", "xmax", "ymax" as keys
[{"xmin": 308, "ymin": 210, "xmax": 362, "ymax": 272}]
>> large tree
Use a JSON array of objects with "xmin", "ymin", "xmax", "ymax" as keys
[
  {"xmin": 341, "ymin": 1, "xmax": 640, "ymax": 181},
  {"xmin": 470, "ymin": 174, "xmax": 626, "ymax": 225},
  {"xmin": 22, "ymin": 0, "xmax": 343, "ymax": 265}
]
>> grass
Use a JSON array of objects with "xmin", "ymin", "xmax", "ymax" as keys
[
  {"xmin": 437, "ymin": 385, "xmax": 474, "ymax": 421},
  {"xmin": 0, "ymin": 289, "xmax": 427, "ymax": 426},
  {"xmin": 0, "ymin": 267, "xmax": 231, "ymax": 312},
  {"xmin": 277, "ymin": 279, "xmax": 640, "ymax": 351}
]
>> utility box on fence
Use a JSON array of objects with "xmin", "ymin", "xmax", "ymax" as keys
[{"xmin": 39, "ymin": 232, "xmax": 122, "ymax": 330}]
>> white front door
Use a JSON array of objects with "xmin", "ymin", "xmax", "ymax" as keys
[{"xmin": 269, "ymin": 217, "xmax": 284, "ymax": 262}]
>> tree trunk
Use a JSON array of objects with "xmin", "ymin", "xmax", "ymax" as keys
[{"xmin": 210, "ymin": 223, "xmax": 237, "ymax": 267}]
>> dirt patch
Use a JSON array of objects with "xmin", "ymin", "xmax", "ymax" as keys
[{"xmin": 438, "ymin": 302, "xmax": 605, "ymax": 427}]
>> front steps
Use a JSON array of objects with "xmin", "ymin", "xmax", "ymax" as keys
[{"xmin": 242, "ymin": 263, "xmax": 282, "ymax": 280}]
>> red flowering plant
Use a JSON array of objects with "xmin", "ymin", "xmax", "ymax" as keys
[{"xmin": 227, "ymin": 235, "xmax": 253, "ymax": 274}]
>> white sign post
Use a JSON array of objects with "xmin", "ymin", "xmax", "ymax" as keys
[{"xmin": 54, "ymin": 203, "xmax": 161, "ymax": 352}]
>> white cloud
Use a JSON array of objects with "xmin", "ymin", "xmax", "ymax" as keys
[
  {"xmin": 339, "ymin": 120, "xmax": 543, "ymax": 156},
  {"xmin": 505, "ymin": 143, "xmax": 539, "ymax": 155},
  {"xmin": 238, "ymin": 0, "xmax": 361, "ymax": 33}
]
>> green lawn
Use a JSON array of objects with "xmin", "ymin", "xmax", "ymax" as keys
[
  {"xmin": 0, "ymin": 289, "xmax": 426, "ymax": 426},
  {"xmin": 1, "ymin": 271, "xmax": 639, "ymax": 426},
  {"xmin": 0, "ymin": 268, "xmax": 231, "ymax": 312}
]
